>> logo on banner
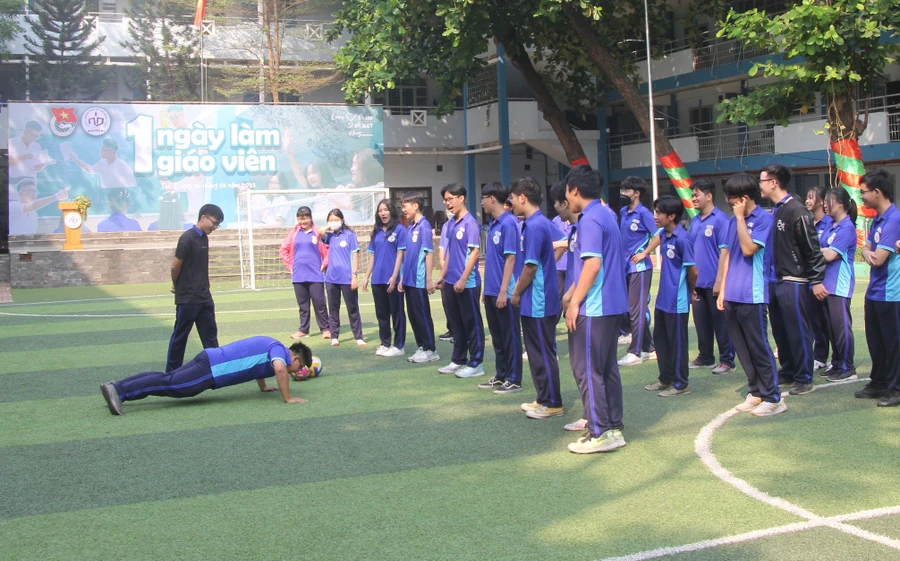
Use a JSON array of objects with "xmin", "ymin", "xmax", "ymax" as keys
[
  {"xmin": 49, "ymin": 107, "xmax": 77, "ymax": 137},
  {"xmin": 81, "ymin": 107, "xmax": 111, "ymax": 136}
]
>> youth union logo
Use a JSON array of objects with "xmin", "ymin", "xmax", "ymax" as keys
[
  {"xmin": 705, "ymin": 225, "xmax": 713, "ymax": 238},
  {"xmin": 388, "ymin": 233, "xmax": 396, "ymax": 243},
  {"xmin": 828, "ymin": 233, "xmax": 836, "ymax": 245},
  {"xmin": 340, "ymin": 240, "xmax": 347, "ymax": 248},
  {"xmin": 493, "ymin": 231, "xmax": 501, "ymax": 244},
  {"xmin": 81, "ymin": 107, "xmax": 111, "ymax": 136}
]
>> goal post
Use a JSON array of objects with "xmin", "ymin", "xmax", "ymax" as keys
[{"xmin": 236, "ymin": 188, "xmax": 388, "ymax": 290}]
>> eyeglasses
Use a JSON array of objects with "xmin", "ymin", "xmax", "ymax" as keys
[
  {"xmin": 207, "ymin": 217, "xmax": 221, "ymax": 230},
  {"xmin": 759, "ymin": 178, "xmax": 775, "ymax": 184},
  {"xmin": 443, "ymin": 195, "xmax": 461, "ymax": 203}
]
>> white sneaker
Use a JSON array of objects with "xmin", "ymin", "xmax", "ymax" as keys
[
  {"xmin": 375, "ymin": 345, "xmax": 388, "ymax": 357},
  {"xmin": 382, "ymin": 346, "xmax": 405, "ymax": 357},
  {"xmin": 751, "ymin": 399, "xmax": 787, "ymax": 417},
  {"xmin": 814, "ymin": 360, "xmax": 827, "ymax": 371},
  {"xmin": 455, "ymin": 364, "xmax": 485, "ymax": 378},
  {"xmin": 356, "ymin": 339, "xmax": 367, "ymax": 346},
  {"xmin": 407, "ymin": 347, "xmax": 425, "ymax": 362},
  {"xmin": 642, "ymin": 351, "xmax": 658, "ymax": 361},
  {"xmin": 331, "ymin": 338, "xmax": 340, "ymax": 347},
  {"xmin": 734, "ymin": 394, "xmax": 763, "ymax": 412},
  {"xmin": 522, "ymin": 351, "xmax": 529, "ymax": 361},
  {"xmin": 824, "ymin": 362, "xmax": 833, "ymax": 372},
  {"xmin": 617, "ymin": 334, "xmax": 632, "ymax": 345},
  {"xmin": 617, "ymin": 353, "xmax": 643, "ymax": 366},
  {"xmin": 438, "ymin": 362, "xmax": 464, "ymax": 374},
  {"xmin": 412, "ymin": 349, "xmax": 440, "ymax": 363}
]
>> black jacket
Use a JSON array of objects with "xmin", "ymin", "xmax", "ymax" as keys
[{"xmin": 772, "ymin": 195, "xmax": 826, "ymax": 284}]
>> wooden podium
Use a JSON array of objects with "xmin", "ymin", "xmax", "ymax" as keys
[{"xmin": 58, "ymin": 202, "xmax": 84, "ymax": 250}]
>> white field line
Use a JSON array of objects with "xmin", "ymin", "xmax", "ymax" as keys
[
  {"xmin": 0, "ymin": 296, "xmax": 445, "ymax": 319},
  {"xmin": 0, "ymin": 287, "xmax": 291, "ymax": 307},
  {"xmin": 598, "ymin": 378, "xmax": 900, "ymax": 561}
]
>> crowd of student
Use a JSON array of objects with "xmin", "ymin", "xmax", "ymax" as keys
[{"xmin": 121, "ymin": 165, "xmax": 899, "ymax": 454}]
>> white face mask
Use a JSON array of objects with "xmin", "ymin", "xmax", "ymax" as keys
[{"xmin": 327, "ymin": 221, "xmax": 342, "ymax": 231}]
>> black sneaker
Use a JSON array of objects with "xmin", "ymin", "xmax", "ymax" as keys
[
  {"xmin": 101, "ymin": 382, "xmax": 124, "ymax": 415},
  {"xmin": 826, "ymin": 369, "xmax": 858, "ymax": 382},
  {"xmin": 789, "ymin": 382, "xmax": 816, "ymax": 395},
  {"xmin": 777, "ymin": 375, "xmax": 794, "ymax": 387},
  {"xmin": 477, "ymin": 376, "xmax": 503, "ymax": 390},
  {"xmin": 439, "ymin": 331, "xmax": 453, "ymax": 342},
  {"xmin": 494, "ymin": 381, "xmax": 523, "ymax": 394},
  {"xmin": 855, "ymin": 385, "xmax": 887, "ymax": 399},
  {"xmin": 876, "ymin": 391, "xmax": 900, "ymax": 407}
]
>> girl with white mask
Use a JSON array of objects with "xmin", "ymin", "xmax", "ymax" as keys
[{"xmin": 317, "ymin": 209, "xmax": 365, "ymax": 347}]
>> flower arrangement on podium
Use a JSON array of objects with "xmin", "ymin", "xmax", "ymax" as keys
[{"xmin": 74, "ymin": 195, "xmax": 91, "ymax": 218}]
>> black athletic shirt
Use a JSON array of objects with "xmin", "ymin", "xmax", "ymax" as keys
[{"xmin": 174, "ymin": 226, "xmax": 212, "ymax": 305}]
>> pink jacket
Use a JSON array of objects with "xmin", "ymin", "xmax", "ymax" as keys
[{"xmin": 280, "ymin": 223, "xmax": 329, "ymax": 272}]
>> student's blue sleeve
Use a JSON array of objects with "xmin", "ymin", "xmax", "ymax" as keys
[
  {"xmin": 751, "ymin": 213, "xmax": 773, "ymax": 247},
  {"xmin": 423, "ymin": 225, "xmax": 434, "ymax": 252},
  {"xmin": 396, "ymin": 225, "xmax": 409, "ymax": 250},
  {"xmin": 501, "ymin": 221, "xmax": 518, "ymax": 255},
  {"xmin": 681, "ymin": 234, "xmax": 695, "ymax": 266},
  {"xmin": 877, "ymin": 216, "xmax": 900, "ymax": 253},
  {"xmin": 579, "ymin": 216, "xmax": 604, "ymax": 259},
  {"xmin": 467, "ymin": 220, "xmax": 480, "ymax": 248},
  {"xmin": 270, "ymin": 344, "xmax": 289, "ymax": 365},
  {"xmin": 720, "ymin": 219, "xmax": 734, "ymax": 250},
  {"xmin": 349, "ymin": 231, "xmax": 360, "ymax": 253},
  {"xmin": 523, "ymin": 226, "xmax": 544, "ymax": 265}
]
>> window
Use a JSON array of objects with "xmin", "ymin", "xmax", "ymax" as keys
[
  {"xmin": 374, "ymin": 78, "xmax": 429, "ymax": 115},
  {"xmin": 690, "ymin": 106, "xmax": 714, "ymax": 136}
]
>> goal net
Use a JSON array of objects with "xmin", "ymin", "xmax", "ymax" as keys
[{"xmin": 236, "ymin": 188, "xmax": 388, "ymax": 289}]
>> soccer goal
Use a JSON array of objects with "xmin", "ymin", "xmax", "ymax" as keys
[{"xmin": 236, "ymin": 188, "xmax": 388, "ymax": 289}]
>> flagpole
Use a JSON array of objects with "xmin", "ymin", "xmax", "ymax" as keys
[{"xmin": 200, "ymin": 25, "xmax": 205, "ymax": 102}]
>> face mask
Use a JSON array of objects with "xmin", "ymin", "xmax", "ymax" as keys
[
  {"xmin": 328, "ymin": 221, "xmax": 342, "ymax": 231},
  {"xmin": 619, "ymin": 194, "xmax": 631, "ymax": 207}
]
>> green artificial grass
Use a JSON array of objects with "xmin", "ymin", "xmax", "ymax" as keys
[{"xmin": 1, "ymin": 281, "xmax": 898, "ymax": 561}]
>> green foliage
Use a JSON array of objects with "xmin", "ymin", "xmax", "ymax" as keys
[
  {"xmin": 24, "ymin": 0, "xmax": 110, "ymax": 100},
  {"xmin": 330, "ymin": 0, "xmax": 670, "ymax": 118},
  {"xmin": 0, "ymin": 0, "xmax": 23, "ymax": 56},
  {"xmin": 121, "ymin": 0, "xmax": 200, "ymax": 101},
  {"xmin": 716, "ymin": 0, "xmax": 900, "ymax": 136}
]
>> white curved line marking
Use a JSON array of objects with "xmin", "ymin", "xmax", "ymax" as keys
[{"xmin": 598, "ymin": 379, "xmax": 900, "ymax": 560}]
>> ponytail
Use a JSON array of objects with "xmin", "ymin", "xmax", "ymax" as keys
[{"xmin": 826, "ymin": 188, "xmax": 857, "ymax": 224}]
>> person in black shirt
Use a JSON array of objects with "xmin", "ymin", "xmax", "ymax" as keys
[
  {"xmin": 166, "ymin": 204, "xmax": 224, "ymax": 372},
  {"xmin": 759, "ymin": 165, "xmax": 827, "ymax": 396}
]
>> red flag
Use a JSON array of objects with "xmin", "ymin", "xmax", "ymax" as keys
[
  {"xmin": 50, "ymin": 107, "xmax": 77, "ymax": 124},
  {"xmin": 193, "ymin": 0, "xmax": 206, "ymax": 28}
]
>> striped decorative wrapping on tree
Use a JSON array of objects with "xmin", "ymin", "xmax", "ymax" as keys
[
  {"xmin": 831, "ymin": 139, "xmax": 874, "ymax": 246},
  {"xmin": 659, "ymin": 152, "xmax": 698, "ymax": 218}
]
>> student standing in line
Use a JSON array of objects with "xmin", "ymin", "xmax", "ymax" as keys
[
  {"xmin": 814, "ymin": 188, "xmax": 858, "ymax": 382},
  {"xmin": 857, "ymin": 169, "xmax": 900, "ymax": 407},
  {"xmin": 167, "ymin": 204, "xmax": 224, "ymax": 373},
  {"xmin": 364, "ymin": 199, "xmax": 408, "ymax": 357},
  {"xmin": 437, "ymin": 210, "xmax": 455, "ymax": 344},
  {"xmin": 399, "ymin": 192, "xmax": 440, "ymax": 363},
  {"xmin": 643, "ymin": 195, "xmax": 698, "ymax": 397},
  {"xmin": 563, "ymin": 165, "xmax": 629, "ymax": 453},
  {"xmin": 280, "ymin": 206, "xmax": 331, "ymax": 341},
  {"xmin": 806, "ymin": 185, "xmax": 834, "ymax": 372},
  {"xmin": 476, "ymin": 182, "xmax": 523, "ymax": 392},
  {"xmin": 509, "ymin": 177, "xmax": 564, "ymax": 416},
  {"xmin": 551, "ymin": 188, "xmax": 575, "ymax": 322},
  {"xmin": 434, "ymin": 183, "xmax": 485, "ymax": 377},
  {"xmin": 760, "ymin": 164, "xmax": 826, "ymax": 397},
  {"xmin": 716, "ymin": 173, "xmax": 784, "ymax": 417},
  {"xmin": 687, "ymin": 180, "xmax": 735, "ymax": 375},
  {"xmin": 618, "ymin": 176, "xmax": 659, "ymax": 366},
  {"xmin": 318, "ymin": 209, "xmax": 365, "ymax": 347}
]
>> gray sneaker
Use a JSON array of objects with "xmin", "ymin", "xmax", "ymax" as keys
[
  {"xmin": 789, "ymin": 382, "xmax": 816, "ymax": 396},
  {"xmin": 101, "ymin": 382, "xmax": 124, "ymax": 415},
  {"xmin": 455, "ymin": 364, "xmax": 485, "ymax": 378},
  {"xmin": 712, "ymin": 363, "xmax": 736, "ymax": 375},
  {"xmin": 493, "ymin": 381, "xmax": 523, "ymax": 394}
]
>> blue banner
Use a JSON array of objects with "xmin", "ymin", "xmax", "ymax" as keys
[{"xmin": 7, "ymin": 102, "xmax": 384, "ymax": 235}]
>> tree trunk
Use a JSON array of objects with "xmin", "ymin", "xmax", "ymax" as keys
[
  {"xmin": 562, "ymin": 2, "xmax": 697, "ymax": 216},
  {"xmin": 499, "ymin": 37, "xmax": 587, "ymax": 165}
]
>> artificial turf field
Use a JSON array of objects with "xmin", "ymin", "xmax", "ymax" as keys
[{"xmin": 1, "ymin": 280, "xmax": 899, "ymax": 561}]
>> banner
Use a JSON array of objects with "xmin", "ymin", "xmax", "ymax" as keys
[{"xmin": 7, "ymin": 103, "xmax": 384, "ymax": 236}]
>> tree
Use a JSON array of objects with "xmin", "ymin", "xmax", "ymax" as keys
[
  {"xmin": 329, "ymin": 0, "xmax": 604, "ymax": 165},
  {"xmin": 535, "ymin": 0, "xmax": 700, "ymax": 215},
  {"xmin": 716, "ymin": 0, "xmax": 900, "ymax": 233},
  {"xmin": 25, "ymin": 0, "xmax": 109, "ymax": 100},
  {"xmin": 121, "ymin": 0, "xmax": 200, "ymax": 101},
  {"xmin": 213, "ymin": 0, "xmax": 340, "ymax": 103},
  {"xmin": 0, "ymin": 0, "xmax": 23, "ymax": 56}
]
